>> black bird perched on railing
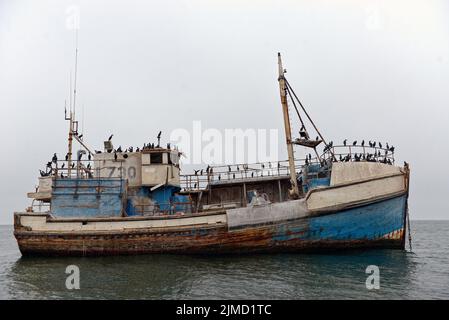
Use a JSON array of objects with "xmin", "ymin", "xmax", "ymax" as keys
[
  {"xmin": 343, "ymin": 139, "xmax": 347, "ymax": 146},
  {"xmin": 65, "ymin": 154, "xmax": 69, "ymax": 161},
  {"xmin": 373, "ymin": 141, "xmax": 377, "ymax": 148},
  {"xmin": 117, "ymin": 146, "xmax": 122, "ymax": 153},
  {"xmin": 52, "ymin": 153, "xmax": 58, "ymax": 163},
  {"xmin": 114, "ymin": 152, "xmax": 118, "ymax": 161},
  {"xmin": 389, "ymin": 146, "xmax": 395, "ymax": 152},
  {"xmin": 61, "ymin": 163, "xmax": 65, "ymax": 169},
  {"xmin": 71, "ymin": 163, "xmax": 75, "ymax": 169},
  {"xmin": 352, "ymin": 141, "xmax": 357, "ymax": 146},
  {"xmin": 88, "ymin": 153, "xmax": 91, "ymax": 161},
  {"xmin": 361, "ymin": 140, "xmax": 365, "ymax": 147},
  {"xmin": 95, "ymin": 150, "xmax": 102, "ymax": 154},
  {"xmin": 78, "ymin": 134, "xmax": 83, "ymax": 139},
  {"xmin": 379, "ymin": 142, "xmax": 382, "ymax": 149},
  {"xmin": 108, "ymin": 134, "xmax": 113, "ymax": 141},
  {"xmin": 39, "ymin": 170, "xmax": 49, "ymax": 177}
]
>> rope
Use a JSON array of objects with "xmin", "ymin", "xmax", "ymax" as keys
[
  {"xmin": 407, "ymin": 207, "xmax": 413, "ymax": 252},
  {"xmin": 285, "ymin": 85, "xmax": 306, "ymax": 129}
]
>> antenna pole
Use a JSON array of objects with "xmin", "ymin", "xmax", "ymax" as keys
[
  {"xmin": 67, "ymin": 30, "xmax": 79, "ymax": 177},
  {"xmin": 73, "ymin": 30, "xmax": 78, "ymax": 119},
  {"xmin": 277, "ymin": 53, "xmax": 300, "ymax": 199}
]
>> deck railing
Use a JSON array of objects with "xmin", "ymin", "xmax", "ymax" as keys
[
  {"xmin": 132, "ymin": 201, "xmax": 193, "ymax": 216},
  {"xmin": 39, "ymin": 145, "xmax": 396, "ymax": 194},
  {"xmin": 41, "ymin": 159, "xmax": 125, "ymax": 180},
  {"xmin": 179, "ymin": 159, "xmax": 311, "ymax": 192},
  {"xmin": 321, "ymin": 144, "xmax": 395, "ymax": 164}
]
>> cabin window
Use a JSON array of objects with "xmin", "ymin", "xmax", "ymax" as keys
[{"xmin": 150, "ymin": 153, "xmax": 163, "ymax": 164}]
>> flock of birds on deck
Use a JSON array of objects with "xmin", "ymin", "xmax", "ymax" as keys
[
  {"xmin": 39, "ymin": 131, "xmax": 175, "ymax": 178},
  {"xmin": 39, "ymin": 151, "xmax": 94, "ymax": 178},
  {"xmin": 92, "ymin": 133, "xmax": 175, "ymax": 162},
  {"xmin": 321, "ymin": 139, "xmax": 396, "ymax": 165},
  {"xmin": 39, "ymin": 133, "xmax": 397, "ymax": 180}
]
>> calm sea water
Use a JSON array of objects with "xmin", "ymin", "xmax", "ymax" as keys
[{"xmin": 0, "ymin": 221, "xmax": 448, "ymax": 300}]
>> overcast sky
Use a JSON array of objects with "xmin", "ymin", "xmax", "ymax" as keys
[{"xmin": 0, "ymin": 0, "xmax": 448, "ymax": 224}]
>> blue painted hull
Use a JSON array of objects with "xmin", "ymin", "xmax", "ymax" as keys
[{"xmin": 273, "ymin": 195, "xmax": 406, "ymax": 244}]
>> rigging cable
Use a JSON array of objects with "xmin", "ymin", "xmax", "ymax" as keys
[{"xmin": 284, "ymin": 77, "xmax": 336, "ymax": 160}]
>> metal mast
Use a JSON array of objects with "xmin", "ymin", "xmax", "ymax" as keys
[{"xmin": 277, "ymin": 53, "xmax": 300, "ymax": 199}]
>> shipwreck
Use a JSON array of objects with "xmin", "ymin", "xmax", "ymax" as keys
[{"xmin": 14, "ymin": 54, "xmax": 411, "ymax": 256}]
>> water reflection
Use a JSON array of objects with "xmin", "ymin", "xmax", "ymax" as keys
[{"xmin": 6, "ymin": 250, "xmax": 417, "ymax": 300}]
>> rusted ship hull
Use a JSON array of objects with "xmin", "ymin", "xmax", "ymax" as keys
[{"xmin": 14, "ymin": 195, "xmax": 407, "ymax": 256}]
